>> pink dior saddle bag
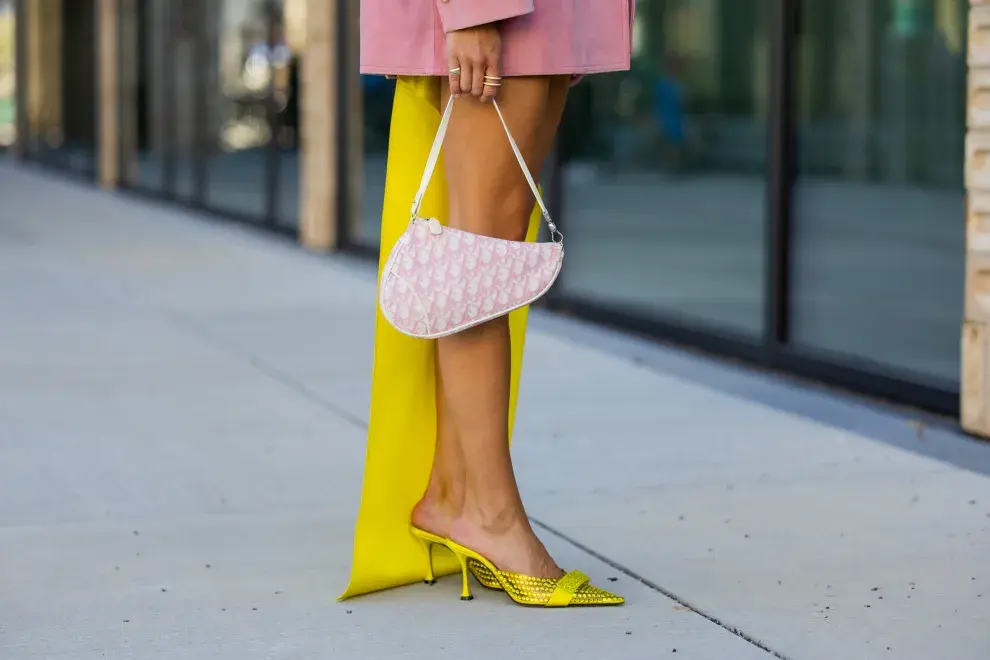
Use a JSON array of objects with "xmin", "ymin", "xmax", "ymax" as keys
[{"xmin": 379, "ymin": 96, "xmax": 564, "ymax": 339}]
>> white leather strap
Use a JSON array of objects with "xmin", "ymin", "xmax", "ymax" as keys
[{"xmin": 409, "ymin": 96, "xmax": 560, "ymax": 242}]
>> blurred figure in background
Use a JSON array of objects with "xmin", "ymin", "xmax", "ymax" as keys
[{"xmin": 652, "ymin": 53, "xmax": 687, "ymax": 172}]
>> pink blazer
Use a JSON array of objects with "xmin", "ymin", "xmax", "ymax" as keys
[{"xmin": 360, "ymin": 0, "xmax": 634, "ymax": 77}]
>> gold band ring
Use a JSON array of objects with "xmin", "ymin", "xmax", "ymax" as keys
[
  {"xmin": 483, "ymin": 81, "xmax": 502, "ymax": 87},
  {"xmin": 449, "ymin": 67, "xmax": 461, "ymax": 75},
  {"xmin": 484, "ymin": 75, "xmax": 502, "ymax": 81}
]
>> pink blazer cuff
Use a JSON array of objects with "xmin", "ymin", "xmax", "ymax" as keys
[{"xmin": 434, "ymin": 0, "xmax": 534, "ymax": 33}]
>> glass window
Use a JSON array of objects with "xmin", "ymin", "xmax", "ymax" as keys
[
  {"xmin": 353, "ymin": 0, "xmax": 392, "ymax": 249},
  {"xmin": 557, "ymin": 0, "xmax": 770, "ymax": 336},
  {"xmin": 356, "ymin": 73, "xmax": 394, "ymax": 246},
  {"xmin": 22, "ymin": 0, "xmax": 98, "ymax": 173},
  {"xmin": 168, "ymin": 0, "xmax": 202, "ymax": 201},
  {"xmin": 272, "ymin": 0, "xmax": 303, "ymax": 227},
  {"xmin": 204, "ymin": 0, "xmax": 272, "ymax": 217},
  {"xmin": 25, "ymin": 0, "xmax": 71, "ymax": 169},
  {"xmin": 59, "ymin": 0, "xmax": 96, "ymax": 174},
  {"xmin": 0, "ymin": 0, "xmax": 15, "ymax": 151},
  {"xmin": 120, "ymin": 0, "xmax": 168, "ymax": 191},
  {"xmin": 790, "ymin": 0, "xmax": 966, "ymax": 383}
]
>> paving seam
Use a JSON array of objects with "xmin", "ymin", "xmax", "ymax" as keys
[
  {"xmin": 167, "ymin": 314, "xmax": 369, "ymax": 431},
  {"xmin": 170, "ymin": 313, "xmax": 790, "ymax": 658},
  {"xmin": 530, "ymin": 518, "xmax": 791, "ymax": 659}
]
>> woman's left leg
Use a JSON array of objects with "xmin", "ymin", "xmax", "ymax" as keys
[
  {"xmin": 410, "ymin": 77, "xmax": 568, "ymax": 559},
  {"xmin": 411, "ymin": 354, "xmax": 464, "ymax": 534}
]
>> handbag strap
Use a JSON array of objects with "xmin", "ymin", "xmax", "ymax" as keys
[{"xmin": 409, "ymin": 96, "xmax": 562, "ymax": 243}]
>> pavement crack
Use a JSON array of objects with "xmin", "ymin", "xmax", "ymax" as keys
[
  {"xmin": 530, "ymin": 517, "xmax": 793, "ymax": 660},
  {"xmin": 168, "ymin": 315, "xmax": 369, "ymax": 431}
]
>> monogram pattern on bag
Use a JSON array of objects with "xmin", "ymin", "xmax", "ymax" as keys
[{"xmin": 380, "ymin": 220, "xmax": 564, "ymax": 338}]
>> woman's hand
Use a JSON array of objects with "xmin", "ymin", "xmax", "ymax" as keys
[{"xmin": 446, "ymin": 24, "xmax": 501, "ymax": 103}]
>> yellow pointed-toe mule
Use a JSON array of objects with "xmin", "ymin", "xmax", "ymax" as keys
[{"xmin": 446, "ymin": 539, "xmax": 625, "ymax": 607}]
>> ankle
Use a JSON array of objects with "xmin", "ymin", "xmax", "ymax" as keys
[
  {"xmin": 414, "ymin": 477, "xmax": 466, "ymax": 525},
  {"xmin": 422, "ymin": 480, "xmax": 463, "ymax": 513},
  {"xmin": 449, "ymin": 500, "xmax": 561, "ymax": 578},
  {"xmin": 458, "ymin": 493, "xmax": 526, "ymax": 536},
  {"xmin": 412, "ymin": 496, "xmax": 455, "ymax": 536}
]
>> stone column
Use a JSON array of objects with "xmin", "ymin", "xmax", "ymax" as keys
[
  {"xmin": 97, "ymin": 0, "xmax": 119, "ymax": 188},
  {"xmin": 299, "ymin": 0, "xmax": 339, "ymax": 250},
  {"xmin": 963, "ymin": 0, "xmax": 990, "ymax": 435}
]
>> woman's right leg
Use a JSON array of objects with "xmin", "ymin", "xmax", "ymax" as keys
[{"xmin": 433, "ymin": 75, "xmax": 570, "ymax": 578}]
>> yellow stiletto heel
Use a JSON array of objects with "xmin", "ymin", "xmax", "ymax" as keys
[
  {"xmin": 408, "ymin": 524, "xmax": 503, "ymax": 591},
  {"xmin": 409, "ymin": 525, "xmax": 443, "ymax": 585},
  {"xmin": 447, "ymin": 540, "xmax": 624, "ymax": 607},
  {"xmin": 454, "ymin": 550, "xmax": 474, "ymax": 601}
]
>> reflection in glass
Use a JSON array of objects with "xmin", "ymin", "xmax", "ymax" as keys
[
  {"xmin": 25, "ymin": 0, "xmax": 62, "ymax": 162},
  {"xmin": 120, "ymin": 0, "xmax": 168, "ymax": 190},
  {"xmin": 205, "ymin": 0, "xmax": 271, "ymax": 217},
  {"xmin": 0, "ymin": 0, "xmax": 15, "ymax": 151},
  {"xmin": 24, "ymin": 0, "xmax": 96, "ymax": 174},
  {"xmin": 171, "ymin": 0, "xmax": 202, "ymax": 200},
  {"xmin": 273, "ymin": 0, "xmax": 303, "ymax": 226},
  {"xmin": 357, "ymin": 74, "xmax": 395, "ymax": 245},
  {"xmin": 137, "ymin": 0, "xmax": 167, "ymax": 190},
  {"xmin": 60, "ymin": 0, "xmax": 97, "ymax": 173},
  {"xmin": 791, "ymin": 0, "xmax": 966, "ymax": 382},
  {"xmin": 558, "ymin": 0, "xmax": 769, "ymax": 335}
]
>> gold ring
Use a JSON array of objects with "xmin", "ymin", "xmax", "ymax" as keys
[
  {"xmin": 483, "ymin": 81, "xmax": 502, "ymax": 87},
  {"xmin": 449, "ymin": 67, "xmax": 461, "ymax": 75},
  {"xmin": 484, "ymin": 75, "xmax": 502, "ymax": 81}
]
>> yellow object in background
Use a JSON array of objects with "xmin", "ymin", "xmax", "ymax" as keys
[{"xmin": 339, "ymin": 76, "xmax": 540, "ymax": 600}]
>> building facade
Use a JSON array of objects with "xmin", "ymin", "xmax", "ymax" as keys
[{"xmin": 3, "ymin": 0, "xmax": 989, "ymax": 433}]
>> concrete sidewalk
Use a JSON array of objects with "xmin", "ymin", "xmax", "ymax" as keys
[{"xmin": 0, "ymin": 162, "xmax": 987, "ymax": 660}]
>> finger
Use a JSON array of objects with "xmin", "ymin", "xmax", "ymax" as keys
[
  {"xmin": 470, "ymin": 57, "xmax": 486, "ymax": 97},
  {"xmin": 481, "ymin": 61, "xmax": 501, "ymax": 103},
  {"xmin": 456, "ymin": 59, "xmax": 473, "ymax": 96},
  {"xmin": 448, "ymin": 56, "xmax": 462, "ymax": 97}
]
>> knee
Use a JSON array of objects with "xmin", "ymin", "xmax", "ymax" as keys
[
  {"xmin": 488, "ymin": 184, "xmax": 535, "ymax": 243},
  {"xmin": 449, "ymin": 169, "xmax": 538, "ymax": 242}
]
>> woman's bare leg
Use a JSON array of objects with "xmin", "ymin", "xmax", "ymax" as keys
[
  {"xmin": 410, "ymin": 77, "xmax": 566, "ymax": 552},
  {"xmin": 415, "ymin": 75, "xmax": 570, "ymax": 577},
  {"xmin": 411, "ymin": 353, "xmax": 464, "ymax": 534}
]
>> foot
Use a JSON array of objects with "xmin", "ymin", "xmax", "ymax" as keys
[
  {"xmin": 449, "ymin": 507, "xmax": 563, "ymax": 579},
  {"xmin": 410, "ymin": 495, "xmax": 458, "ymax": 538}
]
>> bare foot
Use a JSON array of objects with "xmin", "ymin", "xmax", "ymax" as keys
[
  {"xmin": 449, "ymin": 506, "xmax": 563, "ymax": 579},
  {"xmin": 410, "ymin": 496, "xmax": 458, "ymax": 538}
]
